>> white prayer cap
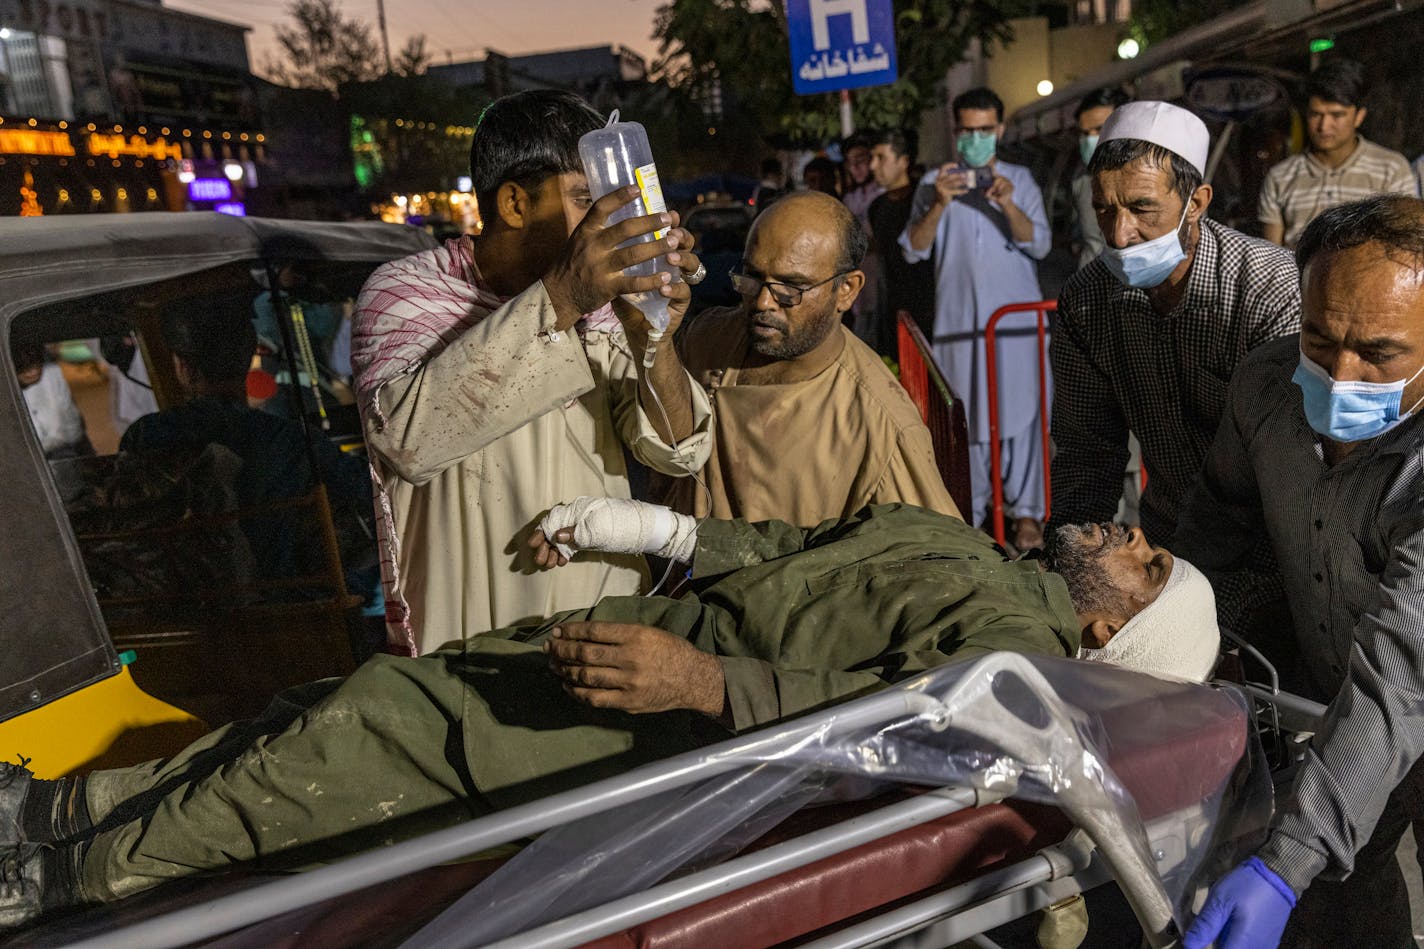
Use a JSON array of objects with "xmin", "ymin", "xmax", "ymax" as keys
[
  {"xmin": 1078, "ymin": 556, "xmax": 1220, "ymax": 683},
  {"xmin": 1098, "ymin": 101, "xmax": 1210, "ymax": 177}
]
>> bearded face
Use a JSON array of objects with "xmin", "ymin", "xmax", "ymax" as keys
[{"xmin": 1046, "ymin": 522, "xmax": 1133, "ymax": 615}]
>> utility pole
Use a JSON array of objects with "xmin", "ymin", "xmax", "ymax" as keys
[{"xmin": 376, "ymin": 0, "xmax": 393, "ymax": 74}]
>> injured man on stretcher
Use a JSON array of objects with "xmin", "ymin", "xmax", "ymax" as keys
[{"xmin": 1, "ymin": 502, "xmax": 1220, "ymax": 928}]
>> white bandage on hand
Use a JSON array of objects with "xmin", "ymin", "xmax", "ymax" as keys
[{"xmin": 539, "ymin": 497, "xmax": 698, "ymax": 563}]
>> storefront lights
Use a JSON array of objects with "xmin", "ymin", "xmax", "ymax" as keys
[{"xmin": 189, "ymin": 178, "xmax": 233, "ymax": 202}]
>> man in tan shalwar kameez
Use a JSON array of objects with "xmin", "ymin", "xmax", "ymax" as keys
[
  {"xmin": 667, "ymin": 192, "xmax": 959, "ymax": 526},
  {"xmin": 352, "ymin": 91, "xmax": 713, "ymax": 656}
]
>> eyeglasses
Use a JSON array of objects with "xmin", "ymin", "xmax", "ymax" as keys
[{"xmin": 729, "ymin": 268, "xmax": 849, "ymax": 307}]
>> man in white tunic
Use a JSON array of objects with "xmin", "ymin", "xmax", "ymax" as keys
[
  {"xmin": 352, "ymin": 90, "xmax": 712, "ymax": 656},
  {"xmin": 900, "ymin": 86, "xmax": 1051, "ymax": 548},
  {"xmin": 13, "ymin": 339, "xmax": 91, "ymax": 460}
]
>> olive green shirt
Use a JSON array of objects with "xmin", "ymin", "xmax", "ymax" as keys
[{"xmin": 462, "ymin": 504, "xmax": 1080, "ymax": 804}]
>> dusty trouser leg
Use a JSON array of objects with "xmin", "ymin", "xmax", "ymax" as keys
[
  {"xmin": 75, "ymin": 650, "xmax": 482, "ymax": 904},
  {"xmin": 81, "ymin": 678, "xmax": 344, "ymax": 833},
  {"xmin": 71, "ymin": 595, "xmax": 727, "ymax": 907}
]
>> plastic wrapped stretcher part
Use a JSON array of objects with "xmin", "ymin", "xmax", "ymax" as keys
[{"xmin": 412, "ymin": 653, "xmax": 1271, "ymax": 949}]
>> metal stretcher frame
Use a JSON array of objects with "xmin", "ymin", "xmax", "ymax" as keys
[
  {"xmin": 69, "ymin": 653, "xmax": 1250, "ymax": 949},
  {"xmin": 985, "ymin": 300, "xmax": 1056, "ymax": 546}
]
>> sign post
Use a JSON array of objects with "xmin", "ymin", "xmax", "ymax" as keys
[{"xmin": 787, "ymin": 0, "xmax": 899, "ymax": 105}]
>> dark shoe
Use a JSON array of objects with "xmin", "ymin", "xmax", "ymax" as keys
[
  {"xmin": 0, "ymin": 756, "xmax": 33, "ymax": 848},
  {"xmin": 0, "ymin": 843, "xmax": 44, "ymax": 930}
]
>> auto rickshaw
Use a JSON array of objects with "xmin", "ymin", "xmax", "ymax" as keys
[{"xmin": 0, "ymin": 211, "xmax": 437, "ymax": 771}]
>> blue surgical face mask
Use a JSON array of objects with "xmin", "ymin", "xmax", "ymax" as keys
[
  {"xmin": 1098, "ymin": 199, "xmax": 1191, "ymax": 289},
  {"xmin": 1079, "ymin": 134, "xmax": 1098, "ymax": 167},
  {"xmin": 956, "ymin": 130, "xmax": 996, "ymax": 168},
  {"xmin": 1292, "ymin": 351, "xmax": 1424, "ymax": 443}
]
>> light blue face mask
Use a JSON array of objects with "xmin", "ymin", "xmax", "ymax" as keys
[
  {"xmin": 956, "ymin": 131, "xmax": 996, "ymax": 168},
  {"xmin": 1079, "ymin": 134, "xmax": 1098, "ymax": 167},
  {"xmin": 1292, "ymin": 351, "xmax": 1424, "ymax": 443},
  {"xmin": 1098, "ymin": 198, "xmax": 1191, "ymax": 289}
]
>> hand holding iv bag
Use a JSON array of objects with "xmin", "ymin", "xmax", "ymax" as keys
[{"xmin": 578, "ymin": 111, "xmax": 680, "ymax": 336}]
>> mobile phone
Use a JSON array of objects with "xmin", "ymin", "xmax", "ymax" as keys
[{"xmin": 960, "ymin": 167, "xmax": 993, "ymax": 192}]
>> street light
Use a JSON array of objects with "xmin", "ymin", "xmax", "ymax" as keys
[
  {"xmin": 1036, "ymin": 80, "xmax": 1054, "ymax": 97},
  {"xmin": 1117, "ymin": 37, "xmax": 1141, "ymax": 60}
]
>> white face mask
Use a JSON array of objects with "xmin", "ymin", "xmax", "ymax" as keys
[{"xmin": 1098, "ymin": 198, "xmax": 1191, "ymax": 289}]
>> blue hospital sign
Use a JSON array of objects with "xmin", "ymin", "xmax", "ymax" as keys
[{"xmin": 787, "ymin": 0, "xmax": 899, "ymax": 95}]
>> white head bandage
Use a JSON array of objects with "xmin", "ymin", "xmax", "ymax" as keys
[
  {"xmin": 1078, "ymin": 556, "xmax": 1220, "ymax": 683},
  {"xmin": 1097, "ymin": 100, "xmax": 1210, "ymax": 178}
]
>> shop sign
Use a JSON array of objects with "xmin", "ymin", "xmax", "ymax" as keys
[
  {"xmin": 115, "ymin": 60, "xmax": 260, "ymax": 127},
  {"xmin": 188, "ymin": 178, "xmax": 232, "ymax": 202},
  {"xmin": 0, "ymin": 128, "xmax": 77, "ymax": 156},
  {"xmin": 86, "ymin": 133, "xmax": 182, "ymax": 161},
  {"xmin": 1185, "ymin": 67, "xmax": 1286, "ymax": 122}
]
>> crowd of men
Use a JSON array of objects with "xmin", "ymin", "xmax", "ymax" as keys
[{"xmin": 7, "ymin": 61, "xmax": 1424, "ymax": 949}]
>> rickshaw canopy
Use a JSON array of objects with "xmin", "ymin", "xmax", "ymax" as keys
[{"xmin": 0, "ymin": 212, "xmax": 437, "ymax": 723}]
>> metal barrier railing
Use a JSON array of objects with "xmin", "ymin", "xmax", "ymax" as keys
[
  {"xmin": 896, "ymin": 311, "xmax": 973, "ymax": 519},
  {"xmin": 985, "ymin": 300, "xmax": 1055, "ymax": 547}
]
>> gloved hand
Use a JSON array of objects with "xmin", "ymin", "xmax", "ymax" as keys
[
  {"xmin": 1183, "ymin": 856, "xmax": 1296, "ymax": 949},
  {"xmin": 539, "ymin": 497, "xmax": 698, "ymax": 564}
]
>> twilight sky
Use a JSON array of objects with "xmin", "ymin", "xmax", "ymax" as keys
[{"xmin": 165, "ymin": 0, "xmax": 669, "ymax": 76}]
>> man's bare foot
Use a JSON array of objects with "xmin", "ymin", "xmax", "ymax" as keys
[{"xmin": 1013, "ymin": 516, "xmax": 1044, "ymax": 552}]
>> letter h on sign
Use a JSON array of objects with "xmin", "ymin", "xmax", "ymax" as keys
[{"xmin": 811, "ymin": 0, "xmax": 869, "ymax": 49}]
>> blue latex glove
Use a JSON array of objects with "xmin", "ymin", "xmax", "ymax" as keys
[{"xmin": 1183, "ymin": 857, "xmax": 1296, "ymax": 949}]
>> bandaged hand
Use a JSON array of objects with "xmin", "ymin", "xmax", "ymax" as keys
[{"xmin": 533, "ymin": 496, "xmax": 698, "ymax": 566}]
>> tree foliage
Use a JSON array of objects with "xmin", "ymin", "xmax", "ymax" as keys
[
  {"xmin": 394, "ymin": 35, "xmax": 432, "ymax": 77},
  {"xmin": 1129, "ymin": 0, "xmax": 1243, "ymax": 45},
  {"xmin": 265, "ymin": 0, "xmax": 431, "ymax": 91},
  {"xmin": 652, "ymin": 0, "xmax": 1030, "ymax": 145}
]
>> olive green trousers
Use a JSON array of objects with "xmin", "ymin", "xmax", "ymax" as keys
[{"xmin": 76, "ymin": 595, "xmax": 724, "ymax": 903}]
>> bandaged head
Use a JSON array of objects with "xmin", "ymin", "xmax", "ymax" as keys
[{"xmin": 1077, "ymin": 556, "xmax": 1220, "ymax": 683}]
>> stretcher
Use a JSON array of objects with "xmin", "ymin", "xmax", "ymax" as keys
[{"xmin": 44, "ymin": 652, "xmax": 1272, "ymax": 949}]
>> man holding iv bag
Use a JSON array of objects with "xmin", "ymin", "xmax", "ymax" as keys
[{"xmin": 352, "ymin": 90, "xmax": 713, "ymax": 657}]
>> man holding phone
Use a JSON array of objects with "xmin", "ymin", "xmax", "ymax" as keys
[{"xmin": 900, "ymin": 86, "xmax": 1051, "ymax": 549}]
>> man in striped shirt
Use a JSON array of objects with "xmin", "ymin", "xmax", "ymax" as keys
[
  {"xmin": 1258, "ymin": 58, "xmax": 1413, "ymax": 250},
  {"xmin": 1181, "ymin": 196, "xmax": 1424, "ymax": 949}
]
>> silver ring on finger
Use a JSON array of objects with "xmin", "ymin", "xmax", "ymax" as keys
[{"xmin": 683, "ymin": 261, "xmax": 707, "ymax": 286}]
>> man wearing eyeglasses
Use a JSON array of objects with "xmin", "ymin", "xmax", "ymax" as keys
[
  {"xmin": 659, "ymin": 191, "xmax": 959, "ymax": 526},
  {"xmin": 900, "ymin": 86, "xmax": 1052, "ymax": 551}
]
